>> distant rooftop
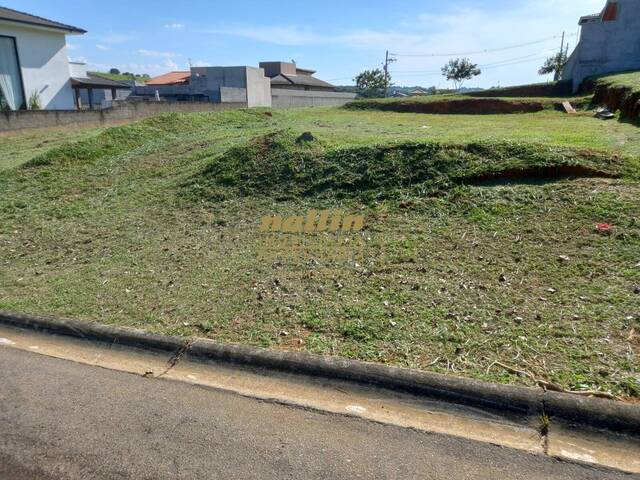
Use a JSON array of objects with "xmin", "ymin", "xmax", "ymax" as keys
[
  {"xmin": 270, "ymin": 74, "xmax": 335, "ymax": 89},
  {"xmin": 259, "ymin": 62, "xmax": 317, "ymax": 78},
  {"xmin": 146, "ymin": 71, "xmax": 191, "ymax": 86},
  {"xmin": 0, "ymin": 6, "xmax": 86, "ymax": 33},
  {"xmin": 579, "ymin": 13, "xmax": 602, "ymax": 24},
  {"xmin": 71, "ymin": 74, "xmax": 131, "ymax": 89}
]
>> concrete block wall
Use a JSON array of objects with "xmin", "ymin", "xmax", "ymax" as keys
[
  {"xmin": 245, "ymin": 67, "xmax": 273, "ymax": 108},
  {"xmin": 134, "ymin": 66, "xmax": 271, "ymax": 107},
  {"xmin": 271, "ymin": 89, "xmax": 356, "ymax": 108},
  {"xmin": 220, "ymin": 87, "xmax": 247, "ymax": 103},
  {"xmin": 0, "ymin": 101, "xmax": 246, "ymax": 133},
  {"xmin": 563, "ymin": 0, "xmax": 640, "ymax": 91}
]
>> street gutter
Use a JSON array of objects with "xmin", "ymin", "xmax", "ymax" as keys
[{"xmin": 0, "ymin": 310, "xmax": 638, "ymax": 473}]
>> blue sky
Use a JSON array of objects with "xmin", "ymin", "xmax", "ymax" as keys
[{"xmin": 8, "ymin": 0, "xmax": 604, "ymax": 88}]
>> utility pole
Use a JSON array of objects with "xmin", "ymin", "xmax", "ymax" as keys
[
  {"xmin": 383, "ymin": 50, "xmax": 396, "ymax": 97},
  {"xmin": 555, "ymin": 32, "xmax": 565, "ymax": 81}
]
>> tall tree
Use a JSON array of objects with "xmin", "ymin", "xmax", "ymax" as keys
[
  {"xmin": 538, "ymin": 50, "xmax": 569, "ymax": 80},
  {"xmin": 354, "ymin": 69, "xmax": 390, "ymax": 98},
  {"xmin": 441, "ymin": 58, "xmax": 481, "ymax": 91}
]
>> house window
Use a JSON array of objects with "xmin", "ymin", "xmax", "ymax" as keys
[
  {"xmin": 603, "ymin": 2, "xmax": 618, "ymax": 21},
  {"xmin": 0, "ymin": 35, "xmax": 25, "ymax": 110}
]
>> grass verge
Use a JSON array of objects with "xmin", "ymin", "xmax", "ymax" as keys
[{"xmin": 0, "ymin": 108, "xmax": 638, "ymax": 398}]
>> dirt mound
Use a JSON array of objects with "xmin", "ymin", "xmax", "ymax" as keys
[
  {"xmin": 592, "ymin": 84, "xmax": 640, "ymax": 119},
  {"xmin": 347, "ymin": 98, "xmax": 545, "ymax": 115},
  {"xmin": 582, "ymin": 72, "xmax": 640, "ymax": 119},
  {"xmin": 184, "ymin": 131, "xmax": 622, "ymax": 202}
]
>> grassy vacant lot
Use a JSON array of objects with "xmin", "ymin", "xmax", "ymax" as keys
[
  {"xmin": 0, "ymin": 127, "xmax": 104, "ymax": 171},
  {"xmin": 1, "ymin": 106, "xmax": 638, "ymax": 398}
]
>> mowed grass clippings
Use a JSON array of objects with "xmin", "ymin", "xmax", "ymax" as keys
[{"xmin": 0, "ymin": 107, "xmax": 638, "ymax": 398}]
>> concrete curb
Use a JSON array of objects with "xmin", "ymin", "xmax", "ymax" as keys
[{"xmin": 1, "ymin": 311, "xmax": 639, "ymax": 436}]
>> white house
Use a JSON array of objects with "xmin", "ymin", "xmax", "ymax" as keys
[{"xmin": 0, "ymin": 6, "xmax": 85, "ymax": 110}]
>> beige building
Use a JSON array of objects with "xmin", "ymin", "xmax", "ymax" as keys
[{"xmin": 259, "ymin": 62, "xmax": 337, "ymax": 92}]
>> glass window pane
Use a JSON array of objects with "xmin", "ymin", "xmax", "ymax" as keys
[{"xmin": 0, "ymin": 36, "xmax": 25, "ymax": 110}]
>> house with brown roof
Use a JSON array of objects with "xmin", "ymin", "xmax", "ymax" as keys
[
  {"xmin": 145, "ymin": 71, "xmax": 191, "ymax": 86},
  {"xmin": 259, "ymin": 62, "xmax": 337, "ymax": 92},
  {"xmin": 0, "ymin": 6, "xmax": 86, "ymax": 110},
  {"xmin": 134, "ymin": 61, "xmax": 355, "ymax": 108}
]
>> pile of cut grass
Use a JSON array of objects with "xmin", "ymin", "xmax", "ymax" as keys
[
  {"xmin": 22, "ymin": 110, "xmax": 274, "ymax": 170},
  {"xmin": 185, "ymin": 130, "xmax": 625, "ymax": 202}
]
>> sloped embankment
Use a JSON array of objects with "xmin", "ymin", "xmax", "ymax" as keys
[
  {"xmin": 185, "ymin": 130, "xmax": 623, "ymax": 201},
  {"xmin": 22, "ymin": 110, "xmax": 272, "ymax": 169},
  {"xmin": 345, "ymin": 98, "xmax": 545, "ymax": 115},
  {"xmin": 588, "ymin": 72, "xmax": 640, "ymax": 119}
]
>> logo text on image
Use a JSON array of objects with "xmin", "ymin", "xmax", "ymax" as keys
[{"xmin": 260, "ymin": 210, "xmax": 364, "ymax": 234}]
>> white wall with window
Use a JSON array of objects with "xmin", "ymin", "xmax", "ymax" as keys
[
  {"xmin": 0, "ymin": 22, "xmax": 76, "ymax": 110},
  {"xmin": 0, "ymin": 34, "xmax": 25, "ymax": 110}
]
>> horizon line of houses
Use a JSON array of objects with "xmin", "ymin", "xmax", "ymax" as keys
[
  {"xmin": 1, "ymin": 1, "xmax": 639, "ymax": 111},
  {"xmin": 0, "ymin": 6, "xmax": 354, "ymax": 111}
]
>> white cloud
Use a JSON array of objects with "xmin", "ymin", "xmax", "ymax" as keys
[
  {"xmin": 192, "ymin": 60, "xmax": 210, "ymax": 67},
  {"xmin": 96, "ymin": 44, "xmax": 110, "ymax": 51},
  {"xmin": 207, "ymin": 25, "xmax": 321, "ymax": 46},
  {"xmin": 69, "ymin": 56, "xmax": 88, "ymax": 64},
  {"xmin": 165, "ymin": 23, "xmax": 184, "ymax": 30},
  {"xmin": 137, "ymin": 49, "xmax": 180, "ymax": 58},
  {"xmin": 101, "ymin": 33, "xmax": 133, "ymax": 44},
  {"xmin": 66, "ymin": 43, "xmax": 78, "ymax": 51},
  {"xmin": 207, "ymin": 0, "xmax": 604, "ymax": 87}
]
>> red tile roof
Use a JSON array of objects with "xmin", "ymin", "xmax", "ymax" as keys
[{"xmin": 145, "ymin": 71, "xmax": 191, "ymax": 86}]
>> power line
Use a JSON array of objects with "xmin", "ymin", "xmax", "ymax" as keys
[
  {"xmin": 327, "ymin": 39, "xmax": 564, "ymax": 83},
  {"xmin": 390, "ymin": 33, "xmax": 576, "ymax": 58},
  {"xmin": 391, "ymin": 52, "xmax": 545, "ymax": 74},
  {"xmin": 389, "ymin": 55, "xmax": 548, "ymax": 78},
  {"xmin": 330, "ymin": 53, "xmax": 550, "ymax": 82}
]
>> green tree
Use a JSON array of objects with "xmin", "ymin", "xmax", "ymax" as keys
[
  {"xmin": 109, "ymin": 68, "xmax": 121, "ymax": 75},
  {"xmin": 441, "ymin": 58, "xmax": 481, "ymax": 91},
  {"xmin": 354, "ymin": 69, "xmax": 389, "ymax": 98},
  {"xmin": 538, "ymin": 50, "xmax": 569, "ymax": 81}
]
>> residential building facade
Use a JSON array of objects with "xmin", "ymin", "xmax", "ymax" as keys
[
  {"xmin": 137, "ymin": 62, "xmax": 356, "ymax": 108},
  {"xmin": 135, "ymin": 66, "xmax": 272, "ymax": 107},
  {"xmin": 259, "ymin": 61, "xmax": 337, "ymax": 92},
  {"xmin": 0, "ymin": 6, "xmax": 85, "ymax": 110},
  {"xmin": 563, "ymin": 0, "xmax": 640, "ymax": 91}
]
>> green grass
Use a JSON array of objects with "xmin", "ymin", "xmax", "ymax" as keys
[
  {"xmin": 0, "ymin": 127, "xmax": 105, "ymax": 171},
  {"xmin": 590, "ymin": 70, "xmax": 640, "ymax": 119},
  {"xmin": 186, "ymin": 129, "xmax": 625, "ymax": 202},
  {"xmin": 594, "ymin": 71, "xmax": 640, "ymax": 95},
  {"xmin": 89, "ymin": 71, "xmax": 149, "ymax": 83},
  {"xmin": 0, "ymin": 107, "xmax": 638, "ymax": 398}
]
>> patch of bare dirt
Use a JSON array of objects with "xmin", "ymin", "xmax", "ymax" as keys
[{"xmin": 364, "ymin": 99, "xmax": 545, "ymax": 115}]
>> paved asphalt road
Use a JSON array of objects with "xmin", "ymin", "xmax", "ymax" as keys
[{"xmin": 0, "ymin": 347, "xmax": 635, "ymax": 480}]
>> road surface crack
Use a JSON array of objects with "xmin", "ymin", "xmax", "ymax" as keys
[{"xmin": 155, "ymin": 339, "xmax": 193, "ymax": 378}]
